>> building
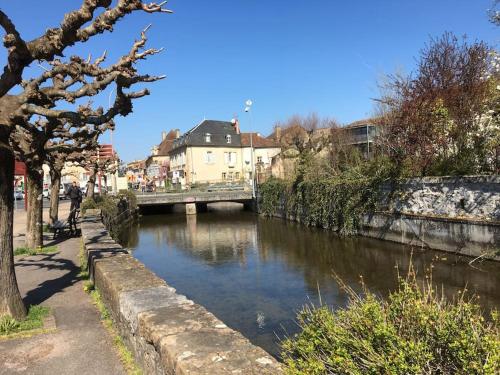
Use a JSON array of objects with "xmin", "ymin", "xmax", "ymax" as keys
[
  {"xmin": 343, "ymin": 119, "xmax": 378, "ymax": 159},
  {"xmin": 145, "ymin": 129, "xmax": 179, "ymax": 187},
  {"xmin": 169, "ymin": 120, "xmax": 245, "ymax": 186},
  {"xmin": 125, "ymin": 159, "xmax": 146, "ymax": 187},
  {"xmin": 241, "ymin": 133, "xmax": 281, "ymax": 183}
]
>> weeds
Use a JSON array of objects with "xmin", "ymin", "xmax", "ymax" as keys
[
  {"xmin": 0, "ymin": 305, "xmax": 50, "ymax": 337},
  {"xmin": 14, "ymin": 246, "xmax": 58, "ymax": 257}
]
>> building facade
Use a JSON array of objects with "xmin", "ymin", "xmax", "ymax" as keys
[
  {"xmin": 145, "ymin": 129, "xmax": 179, "ymax": 187},
  {"xmin": 241, "ymin": 133, "xmax": 281, "ymax": 183},
  {"xmin": 169, "ymin": 120, "xmax": 244, "ymax": 186}
]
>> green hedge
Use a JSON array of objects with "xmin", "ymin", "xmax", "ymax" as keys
[
  {"xmin": 259, "ymin": 177, "xmax": 382, "ymax": 235},
  {"xmin": 281, "ymin": 273, "xmax": 500, "ymax": 374}
]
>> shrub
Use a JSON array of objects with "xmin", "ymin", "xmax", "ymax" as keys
[{"xmin": 281, "ymin": 271, "xmax": 500, "ymax": 374}]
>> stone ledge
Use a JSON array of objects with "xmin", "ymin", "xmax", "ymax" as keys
[{"xmin": 81, "ymin": 213, "xmax": 281, "ymax": 374}]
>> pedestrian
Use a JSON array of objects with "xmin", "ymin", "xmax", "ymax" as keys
[{"xmin": 67, "ymin": 181, "xmax": 83, "ymax": 214}]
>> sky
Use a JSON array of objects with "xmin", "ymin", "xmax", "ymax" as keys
[{"xmin": 1, "ymin": 0, "xmax": 499, "ymax": 162}]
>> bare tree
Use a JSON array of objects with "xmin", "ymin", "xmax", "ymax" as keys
[
  {"xmin": 0, "ymin": 2, "xmax": 171, "ymax": 320},
  {"xmin": 8, "ymin": 29, "xmax": 160, "ymax": 249},
  {"xmin": 377, "ymin": 33, "xmax": 494, "ymax": 176}
]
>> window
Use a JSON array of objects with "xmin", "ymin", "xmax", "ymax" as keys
[
  {"xmin": 257, "ymin": 156, "xmax": 263, "ymax": 164},
  {"xmin": 222, "ymin": 172, "xmax": 226, "ymax": 180},
  {"xmin": 205, "ymin": 133, "xmax": 211, "ymax": 143},
  {"xmin": 228, "ymin": 172, "xmax": 233, "ymax": 180},
  {"xmin": 226, "ymin": 134, "xmax": 232, "ymax": 143},
  {"xmin": 224, "ymin": 152, "xmax": 237, "ymax": 167},
  {"xmin": 204, "ymin": 151, "xmax": 215, "ymax": 164},
  {"xmin": 235, "ymin": 172, "xmax": 240, "ymax": 180}
]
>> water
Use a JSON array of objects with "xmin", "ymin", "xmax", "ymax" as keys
[{"xmin": 123, "ymin": 205, "xmax": 500, "ymax": 358}]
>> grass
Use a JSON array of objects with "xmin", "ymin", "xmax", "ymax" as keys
[
  {"xmin": 0, "ymin": 305, "xmax": 51, "ymax": 338},
  {"xmin": 14, "ymin": 245, "xmax": 58, "ymax": 257},
  {"xmin": 88, "ymin": 289, "xmax": 142, "ymax": 375},
  {"xmin": 79, "ymin": 241, "xmax": 142, "ymax": 375}
]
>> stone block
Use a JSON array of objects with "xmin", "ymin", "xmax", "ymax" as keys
[
  {"xmin": 185, "ymin": 203, "xmax": 196, "ymax": 215},
  {"xmin": 158, "ymin": 328, "xmax": 280, "ymax": 374},
  {"xmin": 119, "ymin": 286, "xmax": 187, "ymax": 332}
]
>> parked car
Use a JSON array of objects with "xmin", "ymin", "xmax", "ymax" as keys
[
  {"xmin": 45, "ymin": 184, "xmax": 72, "ymax": 200},
  {"xmin": 13, "ymin": 190, "xmax": 24, "ymax": 200}
]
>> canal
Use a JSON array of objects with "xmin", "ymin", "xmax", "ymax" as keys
[{"xmin": 122, "ymin": 205, "xmax": 500, "ymax": 358}]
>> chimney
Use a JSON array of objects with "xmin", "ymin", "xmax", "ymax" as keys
[
  {"xmin": 175, "ymin": 129, "xmax": 180, "ymax": 139},
  {"xmin": 161, "ymin": 131, "xmax": 167, "ymax": 141},
  {"xmin": 275, "ymin": 126, "xmax": 282, "ymax": 142},
  {"xmin": 231, "ymin": 118, "xmax": 240, "ymax": 134}
]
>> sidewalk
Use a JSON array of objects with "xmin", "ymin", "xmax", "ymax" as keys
[{"xmin": 0, "ymin": 202, "xmax": 125, "ymax": 374}]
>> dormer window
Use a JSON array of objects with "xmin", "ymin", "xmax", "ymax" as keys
[
  {"xmin": 205, "ymin": 133, "xmax": 211, "ymax": 143},
  {"xmin": 226, "ymin": 134, "xmax": 232, "ymax": 144}
]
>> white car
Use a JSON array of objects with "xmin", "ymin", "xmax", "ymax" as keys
[
  {"xmin": 14, "ymin": 190, "xmax": 24, "ymax": 200},
  {"xmin": 45, "ymin": 184, "xmax": 71, "ymax": 200}
]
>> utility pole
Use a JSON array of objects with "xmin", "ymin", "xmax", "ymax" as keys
[{"xmin": 245, "ymin": 100, "xmax": 255, "ymax": 198}]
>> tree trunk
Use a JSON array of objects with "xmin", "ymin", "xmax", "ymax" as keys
[
  {"xmin": 87, "ymin": 169, "xmax": 96, "ymax": 199},
  {"xmin": 0, "ymin": 133, "xmax": 27, "ymax": 319},
  {"xmin": 103, "ymin": 175, "xmax": 108, "ymax": 195},
  {"xmin": 49, "ymin": 169, "xmax": 61, "ymax": 225},
  {"xmin": 25, "ymin": 169, "xmax": 44, "ymax": 249}
]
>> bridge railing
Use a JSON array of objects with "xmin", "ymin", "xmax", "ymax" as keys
[{"xmin": 135, "ymin": 180, "xmax": 253, "ymax": 197}]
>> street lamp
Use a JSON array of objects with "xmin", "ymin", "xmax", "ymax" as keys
[{"xmin": 245, "ymin": 99, "xmax": 256, "ymax": 198}]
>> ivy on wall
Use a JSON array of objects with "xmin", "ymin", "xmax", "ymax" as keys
[{"xmin": 259, "ymin": 177, "xmax": 384, "ymax": 235}]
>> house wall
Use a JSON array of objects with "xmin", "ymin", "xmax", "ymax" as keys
[
  {"xmin": 170, "ymin": 146, "xmax": 245, "ymax": 185},
  {"xmin": 188, "ymin": 146, "xmax": 244, "ymax": 184},
  {"xmin": 242, "ymin": 147, "xmax": 281, "ymax": 181}
]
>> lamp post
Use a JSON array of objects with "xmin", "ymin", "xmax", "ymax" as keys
[{"xmin": 245, "ymin": 100, "xmax": 256, "ymax": 198}]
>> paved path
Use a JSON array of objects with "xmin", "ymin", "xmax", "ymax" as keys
[
  {"xmin": 0, "ymin": 205, "xmax": 125, "ymax": 374},
  {"xmin": 13, "ymin": 199, "xmax": 72, "ymax": 249}
]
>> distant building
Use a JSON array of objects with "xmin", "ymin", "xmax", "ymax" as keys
[
  {"xmin": 241, "ymin": 133, "xmax": 281, "ymax": 183},
  {"xmin": 343, "ymin": 119, "xmax": 378, "ymax": 159},
  {"xmin": 145, "ymin": 129, "xmax": 179, "ymax": 186},
  {"xmin": 126, "ymin": 159, "xmax": 146, "ymax": 186}
]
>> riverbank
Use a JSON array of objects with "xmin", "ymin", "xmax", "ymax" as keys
[
  {"xmin": 81, "ymin": 210, "xmax": 282, "ymax": 374},
  {"xmin": 258, "ymin": 176, "xmax": 500, "ymax": 261}
]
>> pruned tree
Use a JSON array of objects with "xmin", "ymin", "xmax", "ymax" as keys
[
  {"xmin": 8, "ymin": 29, "xmax": 161, "ymax": 249},
  {"xmin": 0, "ymin": 2, "xmax": 171, "ymax": 320},
  {"xmin": 77, "ymin": 146, "xmax": 120, "ymax": 199}
]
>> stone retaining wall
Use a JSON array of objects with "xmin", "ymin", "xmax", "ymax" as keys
[
  {"xmin": 380, "ymin": 176, "xmax": 500, "ymax": 220},
  {"xmin": 362, "ymin": 213, "xmax": 500, "ymax": 260},
  {"xmin": 81, "ymin": 210, "xmax": 281, "ymax": 375},
  {"xmin": 259, "ymin": 176, "xmax": 500, "ymax": 260}
]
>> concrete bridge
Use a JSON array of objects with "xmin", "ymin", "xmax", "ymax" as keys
[{"xmin": 136, "ymin": 189, "xmax": 255, "ymax": 214}]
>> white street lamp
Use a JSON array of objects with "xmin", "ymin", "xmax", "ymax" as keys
[{"xmin": 245, "ymin": 100, "xmax": 256, "ymax": 198}]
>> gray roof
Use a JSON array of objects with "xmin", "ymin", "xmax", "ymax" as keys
[{"xmin": 170, "ymin": 120, "xmax": 241, "ymax": 151}]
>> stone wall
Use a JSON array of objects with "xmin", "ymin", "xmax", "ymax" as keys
[
  {"xmin": 362, "ymin": 213, "xmax": 500, "ymax": 260},
  {"xmin": 380, "ymin": 176, "xmax": 500, "ymax": 221},
  {"xmin": 81, "ymin": 211, "xmax": 281, "ymax": 375},
  {"xmin": 259, "ymin": 176, "xmax": 500, "ymax": 260}
]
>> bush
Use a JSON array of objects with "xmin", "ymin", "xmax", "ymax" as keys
[{"xmin": 281, "ymin": 271, "xmax": 500, "ymax": 374}]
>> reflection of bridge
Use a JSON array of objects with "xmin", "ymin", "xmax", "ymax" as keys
[{"xmin": 136, "ymin": 190, "xmax": 255, "ymax": 214}]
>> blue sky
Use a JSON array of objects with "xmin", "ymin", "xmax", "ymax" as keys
[{"xmin": 1, "ymin": 1, "xmax": 498, "ymax": 162}]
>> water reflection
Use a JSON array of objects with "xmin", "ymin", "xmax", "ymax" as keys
[{"xmin": 123, "ymin": 209, "xmax": 500, "ymax": 358}]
